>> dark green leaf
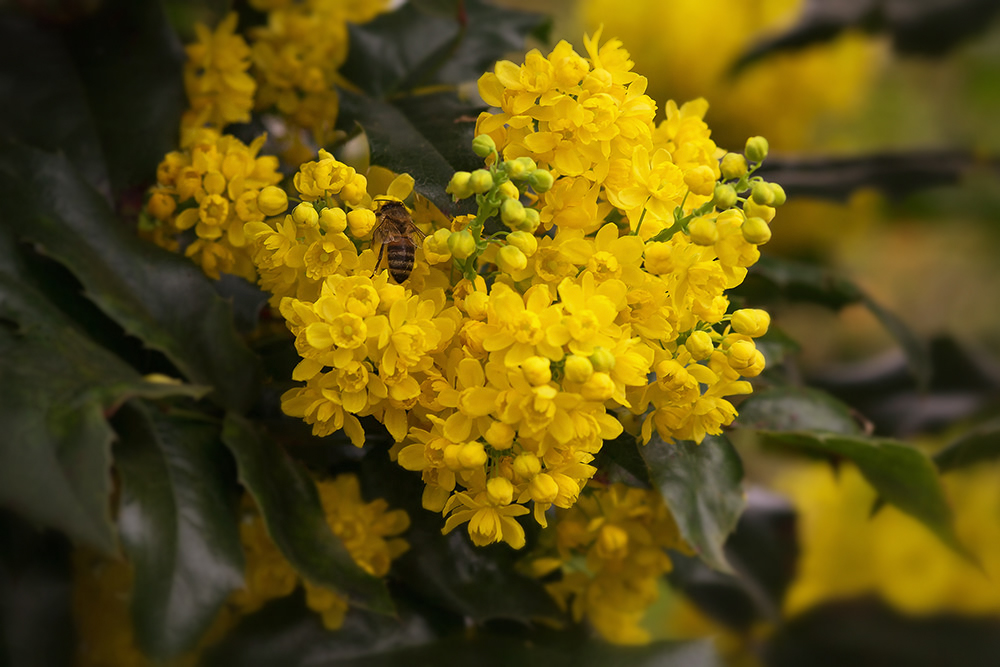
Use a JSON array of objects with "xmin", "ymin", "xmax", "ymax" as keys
[
  {"xmin": 338, "ymin": 90, "xmax": 467, "ymax": 214},
  {"xmin": 859, "ymin": 291, "xmax": 932, "ymax": 391},
  {"xmin": 0, "ymin": 141, "xmax": 262, "ymax": 412},
  {"xmin": 114, "ymin": 402, "xmax": 243, "ymax": 660},
  {"xmin": 61, "ymin": 0, "xmax": 185, "ymax": 194},
  {"xmin": 758, "ymin": 431, "xmax": 966, "ymax": 556},
  {"xmin": 640, "ymin": 434, "xmax": 746, "ymax": 573},
  {"xmin": 934, "ymin": 417, "xmax": 1000, "ymax": 473},
  {"xmin": 220, "ymin": 414, "xmax": 393, "ymax": 615},
  {"xmin": 0, "ymin": 13, "xmax": 109, "ymax": 196},
  {"xmin": 735, "ymin": 386, "xmax": 862, "ymax": 435}
]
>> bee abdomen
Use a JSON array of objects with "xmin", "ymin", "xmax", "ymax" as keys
[{"xmin": 387, "ymin": 243, "xmax": 415, "ymax": 282}]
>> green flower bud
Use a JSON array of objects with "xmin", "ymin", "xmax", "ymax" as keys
[
  {"xmin": 520, "ymin": 207, "xmax": 541, "ymax": 232},
  {"xmin": 447, "ymin": 230, "xmax": 477, "ymax": 260},
  {"xmin": 527, "ymin": 169, "xmax": 554, "ymax": 192},
  {"xmin": 589, "ymin": 346, "xmax": 616, "ymax": 373},
  {"xmin": 257, "ymin": 186, "xmax": 289, "ymax": 217},
  {"xmin": 500, "ymin": 198, "xmax": 526, "ymax": 227},
  {"xmin": 469, "ymin": 169, "xmax": 494, "ymax": 194},
  {"xmin": 506, "ymin": 230, "xmax": 538, "ymax": 256},
  {"xmin": 447, "ymin": 171, "xmax": 473, "ymax": 199},
  {"xmin": 713, "ymin": 183, "xmax": 738, "ymax": 209},
  {"xmin": 514, "ymin": 157, "xmax": 537, "ymax": 175},
  {"xmin": 751, "ymin": 181, "xmax": 775, "ymax": 206},
  {"xmin": 471, "ymin": 134, "xmax": 496, "ymax": 158},
  {"xmin": 688, "ymin": 216, "xmax": 718, "ymax": 245},
  {"xmin": 769, "ymin": 182, "xmax": 787, "ymax": 206},
  {"xmin": 742, "ymin": 216, "xmax": 772, "ymax": 244},
  {"xmin": 745, "ymin": 135, "xmax": 769, "ymax": 163},
  {"xmin": 720, "ymin": 152, "xmax": 748, "ymax": 180},
  {"xmin": 292, "ymin": 202, "xmax": 319, "ymax": 227},
  {"xmin": 685, "ymin": 330, "xmax": 715, "ymax": 360}
]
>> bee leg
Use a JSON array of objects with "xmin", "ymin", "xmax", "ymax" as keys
[{"xmin": 374, "ymin": 241, "xmax": 385, "ymax": 277}]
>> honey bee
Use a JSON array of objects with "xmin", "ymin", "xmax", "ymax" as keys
[{"xmin": 372, "ymin": 199, "xmax": 425, "ymax": 283}]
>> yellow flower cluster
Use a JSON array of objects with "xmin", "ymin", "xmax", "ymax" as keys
[
  {"xmin": 145, "ymin": 130, "xmax": 283, "ymax": 280},
  {"xmin": 779, "ymin": 461, "xmax": 1000, "ymax": 617},
  {"xmin": 73, "ymin": 475, "xmax": 408, "ymax": 665},
  {"xmin": 251, "ymin": 34, "xmax": 776, "ymax": 550},
  {"xmin": 180, "ymin": 12, "xmax": 256, "ymax": 142},
  {"xmin": 247, "ymin": 0, "xmax": 390, "ymax": 154},
  {"xmin": 525, "ymin": 483, "xmax": 691, "ymax": 644}
]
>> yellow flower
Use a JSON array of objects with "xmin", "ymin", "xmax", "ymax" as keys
[{"xmin": 182, "ymin": 13, "xmax": 256, "ymax": 137}]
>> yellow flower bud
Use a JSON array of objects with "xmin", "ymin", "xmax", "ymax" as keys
[
  {"xmin": 713, "ymin": 183, "xmax": 737, "ymax": 209},
  {"xmin": 147, "ymin": 191, "xmax": 176, "ymax": 220},
  {"xmin": 684, "ymin": 165, "xmax": 717, "ymax": 197},
  {"xmin": 464, "ymin": 291, "xmax": 489, "ymax": 320},
  {"xmin": 742, "ymin": 216, "xmax": 772, "ymax": 245},
  {"xmin": 319, "ymin": 207, "xmax": 347, "ymax": 233},
  {"xmin": 498, "ymin": 181, "xmax": 519, "ymax": 200},
  {"xmin": 581, "ymin": 372, "xmax": 615, "ymax": 401},
  {"xmin": 486, "ymin": 476, "xmax": 514, "ymax": 505},
  {"xmin": 745, "ymin": 135, "xmax": 769, "ymax": 163},
  {"xmin": 500, "ymin": 198, "xmax": 526, "ymax": 227},
  {"xmin": 292, "ymin": 202, "xmax": 319, "ymax": 227},
  {"xmin": 257, "ymin": 185, "xmax": 289, "ymax": 217},
  {"xmin": 514, "ymin": 157, "xmax": 537, "ymax": 174},
  {"xmin": 484, "ymin": 421, "xmax": 515, "ymax": 449},
  {"xmin": 744, "ymin": 199, "xmax": 776, "ymax": 223},
  {"xmin": 589, "ymin": 347, "xmax": 616, "ymax": 373},
  {"xmin": 751, "ymin": 181, "xmax": 775, "ymax": 206},
  {"xmin": 519, "ymin": 207, "xmax": 541, "ymax": 232},
  {"xmin": 769, "ymin": 183, "xmax": 787, "ymax": 206},
  {"xmin": 522, "ymin": 356, "xmax": 552, "ymax": 386},
  {"xmin": 443, "ymin": 444, "xmax": 463, "ymax": 471},
  {"xmin": 687, "ymin": 216, "xmax": 718, "ymax": 245},
  {"xmin": 203, "ymin": 171, "xmax": 226, "ymax": 196},
  {"xmin": 513, "ymin": 452, "xmax": 541, "ymax": 480},
  {"xmin": 497, "ymin": 245, "xmax": 527, "ymax": 272},
  {"xmin": 347, "ymin": 208, "xmax": 377, "ymax": 238},
  {"xmin": 529, "ymin": 473, "xmax": 559, "ymax": 504},
  {"xmin": 728, "ymin": 340, "xmax": 765, "ymax": 376},
  {"xmin": 685, "ymin": 330, "xmax": 715, "ymax": 360},
  {"xmin": 563, "ymin": 355, "xmax": 594, "ymax": 383},
  {"xmin": 447, "ymin": 230, "xmax": 477, "ymax": 260},
  {"xmin": 506, "ymin": 231, "xmax": 537, "ymax": 257},
  {"xmin": 527, "ymin": 169, "xmax": 554, "ymax": 193},
  {"xmin": 469, "ymin": 169, "xmax": 493, "ymax": 194},
  {"xmin": 458, "ymin": 441, "xmax": 487, "ymax": 469},
  {"xmin": 471, "ymin": 134, "xmax": 496, "ymax": 158},
  {"xmin": 447, "ymin": 171, "xmax": 473, "ymax": 199},
  {"xmin": 720, "ymin": 152, "xmax": 748, "ymax": 180},
  {"xmin": 731, "ymin": 308, "xmax": 770, "ymax": 337}
]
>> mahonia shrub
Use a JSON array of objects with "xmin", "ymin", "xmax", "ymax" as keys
[{"xmin": 238, "ymin": 31, "xmax": 782, "ymax": 551}]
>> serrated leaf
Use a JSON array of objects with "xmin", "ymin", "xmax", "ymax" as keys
[
  {"xmin": 934, "ymin": 417, "xmax": 1000, "ymax": 473},
  {"xmin": 640, "ymin": 434, "xmax": 746, "ymax": 573},
  {"xmin": 735, "ymin": 386, "xmax": 862, "ymax": 435},
  {"xmin": 113, "ymin": 402, "xmax": 243, "ymax": 660},
  {"xmin": 220, "ymin": 414, "xmax": 393, "ymax": 615},
  {"xmin": 758, "ymin": 431, "xmax": 967, "ymax": 557},
  {"xmin": 0, "ymin": 141, "xmax": 262, "ymax": 412}
]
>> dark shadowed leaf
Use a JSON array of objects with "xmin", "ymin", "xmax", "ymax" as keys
[
  {"xmin": 735, "ymin": 386, "xmax": 862, "ymax": 435},
  {"xmin": 934, "ymin": 417, "xmax": 1000, "ymax": 473},
  {"xmin": 640, "ymin": 435, "xmax": 746, "ymax": 573},
  {"xmin": 758, "ymin": 431, "xmax": 966, "ymax": 557},
  {"xmin": 0, "ymin": 141, "xmax": 262, "ymax": 412},
  {"xmin": 220, "ymin": 414, "xmax": 393, "ymax": 614},
  {"xmin": 114, "ymin": 402, "xmax": 243, "ymax": 660}
]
